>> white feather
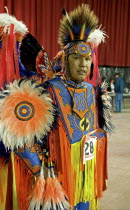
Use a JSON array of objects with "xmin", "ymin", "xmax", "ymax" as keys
[
  {"xmin": 88, "ymin": 26, "xmax": 108, "ymax": 48},
  {"xmin": 28, "ymin": 198, "xmax": 42, "ymax": 210},
  {"xmin": 0, "ymin": 13, "xmax": 28, "ymax": 35}
]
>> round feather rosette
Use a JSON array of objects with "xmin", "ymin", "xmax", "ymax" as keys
[{"xmin": 0, "ymin": 80, "xmax": 55, "ymax": 150}]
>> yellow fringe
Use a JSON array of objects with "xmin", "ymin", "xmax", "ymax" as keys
[
  {"xmin": 90, "ymin": 197, "xmax": 98, "ymax": 210},
  {"xmin": 71, "ymin": 136, "xmax": 97, "ymax": 206},
  {"xmin": 0, "ymin": 162, "xmax": 8, "ymax": 209},
  {"xmin": 11, "ymin": 152, "xmax": 19, "ymax": 210}
]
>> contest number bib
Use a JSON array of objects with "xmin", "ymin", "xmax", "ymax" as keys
[{"xmin": 83, "ymin": 136, "xmax": 97, "ymax": 164}]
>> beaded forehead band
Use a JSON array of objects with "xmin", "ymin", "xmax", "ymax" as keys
[{"xmin": 64, "ymin": 42, "xmax": 92, "ymax": 57}]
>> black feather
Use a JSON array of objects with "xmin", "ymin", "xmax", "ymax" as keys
[
  {"xmin": 61, "ymin": 8, "xmax": 67, "ymax": 16},
  {"xmin": 20, "ymin": 33, "xmax": 42, "ymax": 72}
]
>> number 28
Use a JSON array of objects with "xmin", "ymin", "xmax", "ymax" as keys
[{"xmin": 85, "ymin": 141, "xmax": 94, "ymax": 155}]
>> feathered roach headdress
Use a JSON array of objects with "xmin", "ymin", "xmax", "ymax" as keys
[
  {"xmin": 58, "ymin": 4, "xmax": 98, "ymax": 53},
  {"xmin": 56, "ymin": 4, "xmax": 107, "ymax": 86}
]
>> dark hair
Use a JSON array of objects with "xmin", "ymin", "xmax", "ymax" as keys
[
  {"xmin": 114, "ymin": 73, "xmax": 120, "ymax": 77},
  {"xmin": 89, "ymin": 63, "xmax": 94, "ymax": 80}
]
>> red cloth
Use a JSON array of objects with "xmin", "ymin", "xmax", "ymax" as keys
[{"xmin": 0, "ymin": 24, "xmax": 20, "ymax": 88}]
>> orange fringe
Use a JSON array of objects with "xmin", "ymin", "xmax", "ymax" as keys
[
  {"xmin": 5, "ymin": 156, "xmax": 13, "ymax": 210},
  {"xmin": 47, "ymin": 86, "xmax": 76, "ymax": 207},
  {"xmin": 49, "ymin": 119, "xmax": 76, "ymax": 208},
  {"xmin": 96, "ymin": 135, "xmax": 108, "ymax": 198},
  {"xmin": 48, "ymin": 128, "xmax": 62, "ymax": 172},
  {"xmin": 14, "ymin": 154, "xmax": 35, "ymax": 210}
]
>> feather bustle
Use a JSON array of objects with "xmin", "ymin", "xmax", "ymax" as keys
[{"xmin": 0, "ymin": 79, "xmax": 55, "ymax": 150}]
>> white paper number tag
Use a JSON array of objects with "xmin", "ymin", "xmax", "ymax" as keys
[{"xmin": 83, "ymin": 136, "xmax": 97, "ymax": 164}]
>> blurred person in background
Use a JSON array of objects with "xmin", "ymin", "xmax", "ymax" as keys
[{"xmin": 114, "ymin": 73, "xmax": 124, "ymax": 112}]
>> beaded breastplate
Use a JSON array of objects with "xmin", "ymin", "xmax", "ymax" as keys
[{"xmin": 48, "ymin": 77, "xmax": 96, "ymax": 144}]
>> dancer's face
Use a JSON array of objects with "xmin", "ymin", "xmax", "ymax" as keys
[{"xmin": 67, "ymin": 54, "xmax": 92, "ymax": 83}]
